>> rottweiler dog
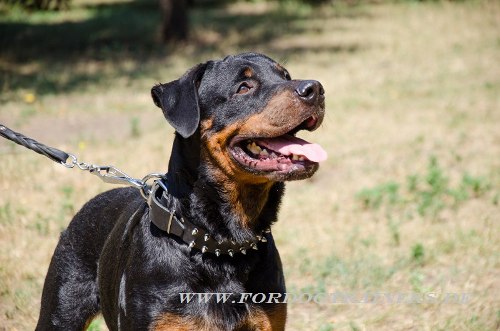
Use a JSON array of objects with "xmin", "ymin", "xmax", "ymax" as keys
[{"xmin": 36, "ymin": 53, "xmax": 326, "ymax": 331}]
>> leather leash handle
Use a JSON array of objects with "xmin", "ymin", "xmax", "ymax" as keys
[{"xmin": 0, "ymin": 124, "xmax": 70, "ymax": 164}]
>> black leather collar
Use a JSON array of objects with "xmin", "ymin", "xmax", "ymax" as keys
[{"xmin": 147, "ymin": 180, "xmax": 270, "ymax": 257}]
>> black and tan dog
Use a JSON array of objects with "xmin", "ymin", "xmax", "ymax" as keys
[{"xmin": 36, "ymin": 53, "xmax": 327, "ymax": 331}]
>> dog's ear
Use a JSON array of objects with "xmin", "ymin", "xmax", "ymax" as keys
[{"xmin": 151, "ymin": 62, "xmax": 209, "ymax": 138}]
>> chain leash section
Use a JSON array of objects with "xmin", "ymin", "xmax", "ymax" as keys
[{"xmin": 61, "ymin": 154, "xmax": 165, "ymax": 200}]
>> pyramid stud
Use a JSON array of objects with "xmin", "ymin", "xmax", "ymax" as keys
[
  {"xmin": 264, "ymin": 227, "xmax": 271, "ymax": 233},
  {"xmin": 188, "ymin": 241, "xmax": 196, "ymax": 248},
  {"xmin": 215, "ymin": 249, "xmax": 221, "ymax": 257},
  {"xmin": 191, "ymin": 228, "xmax": 199, "ymax": 236},
  {"xmin": 240, "ymin": 248, "xmax": 247, "ymax": 255},
  {"xmin": 202, "ymin": 246, "xmax": 208, "ymax": 253},
  {"xmin": 260, "ymin": 236, "xmax": 268, "ymax": 243},
  {"xmin": 228, "ymin": 249, "xmax": 234, "ymax": 257},
  {"xmin": 256, "ymin": 235, "xmax": 262, "ymax": 241},
  {"xmin": 251, "ymin": 243, "xmax": 258, "ymax": 250},
  {"xmin": 204, "ymin": 234, "xmax": 210, "ymax": 241}
]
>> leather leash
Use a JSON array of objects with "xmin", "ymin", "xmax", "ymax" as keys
[{"xmin": 0, "ymin": 123, "xmax": 164, "ymax": 199}]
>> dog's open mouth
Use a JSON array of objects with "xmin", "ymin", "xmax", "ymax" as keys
[{"xmin": 229, "ymin": 117, "xmax": 327, "ymax": 175}]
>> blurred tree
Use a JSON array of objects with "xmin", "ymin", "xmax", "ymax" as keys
[{"xmin": 159, "ymin": 0, "xmax": 189, "ymax": 42}]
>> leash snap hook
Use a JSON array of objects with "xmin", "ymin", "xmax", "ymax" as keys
[{"xmin": 90, "ymin": 166, "xmax": 144, "ymax": 188}]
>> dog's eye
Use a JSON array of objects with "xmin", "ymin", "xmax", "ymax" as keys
[{"xmin": 236, "ymin": 82, "xmax": 253, "ymax": 94}]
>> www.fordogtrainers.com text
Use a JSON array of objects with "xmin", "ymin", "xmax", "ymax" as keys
[{"xmin": 179, "ymin": 292, "xmax": 471, "ymax": 305}]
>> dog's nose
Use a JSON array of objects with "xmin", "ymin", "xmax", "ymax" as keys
[{"xmin": 295, "ymin": 80, "xmax": 324, "ymax": 105}]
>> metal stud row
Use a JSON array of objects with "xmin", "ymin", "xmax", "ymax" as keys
[{"xmin": 187, "ymin": 227, "xmax": 270, "ymax": 257}]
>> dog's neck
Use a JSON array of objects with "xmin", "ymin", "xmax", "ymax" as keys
[{"xmin": 166, "ymin": 134, "xmax": 284, "ymax": 242}]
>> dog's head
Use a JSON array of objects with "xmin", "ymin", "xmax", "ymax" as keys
[{"xmin": 151, "ymin": 53, "xmax": 326, "ymax": 183}]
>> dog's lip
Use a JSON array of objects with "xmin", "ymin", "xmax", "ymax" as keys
[{"xmin": 229, "ymin": 114, "xmax": 321, "ymax": 147}]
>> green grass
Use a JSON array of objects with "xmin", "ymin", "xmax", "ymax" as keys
[
  {"xmin": 0, "ymin": 0, "xmax": 499, "ymax": 330},
  {"xmin": 356, "ymin": 156, "xmax": 494, "ymax": 218},
  {"xmin": 88, "ymin": 317, "xmax": 105, "ymax": 331}
]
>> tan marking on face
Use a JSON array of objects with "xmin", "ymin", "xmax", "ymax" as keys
[
  {"xmin": 237, "ymin": 91, "xmax": 301, "ymax": 138},
  {"xmin": 244, "ymin": 67, "xmax": 254, "ymax": 78},
  {"xmin": 201, "ymin": 116, "xmax": 214, "ymax": 132}
]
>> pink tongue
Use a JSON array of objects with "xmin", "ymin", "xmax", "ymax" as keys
[{"xmin": 259, "ymin": 135, "xmax": 328, "ymax": 162}]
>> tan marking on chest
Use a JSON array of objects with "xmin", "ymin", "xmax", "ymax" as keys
[
  {"xmin": 236, "ymin": 305, "xmax": 287, "ymax": 331},
  {"xmin": 151, "ymin": 304, "xmax": 286, "ymax": 331},
  {"xmin": 151, "ymin": 313, "xmax": 210, "ymax": 331}
]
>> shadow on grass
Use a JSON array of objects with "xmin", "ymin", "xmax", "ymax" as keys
[
  {"xmin": 1, "ymin": 0, "xmax": 161, "ymax": 61},
  {"xmin": 0, "ymin": 0, "xmax": 367, "ymax": 99}
]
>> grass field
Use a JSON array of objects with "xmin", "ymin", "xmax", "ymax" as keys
[{"xmin": 0, "ymin": 0, "xmax": 499, "ymax": 330}]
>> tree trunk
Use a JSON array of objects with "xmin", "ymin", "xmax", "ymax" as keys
[{"xmin": 159, "ymin": 0, "xmax": 189, "ymax": 43}]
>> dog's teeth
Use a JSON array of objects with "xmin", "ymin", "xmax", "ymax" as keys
[
  {"xmin": 298, "ymin": 156, "xmax": 305, "ymax": 161},
  {"xmin": 247, "ymin": 142, "xmax": 262, "ymax": 155},
  {"xmin": 260, "ymin": 149, "xmax": 269, "ymax": 156},
  {"xmin": 292, "ymin": 154, "xmax": 299, "ymax": 161},
  {"xmin": 270, "ymin": 152, "xmax": 277, "ymax": 159}
]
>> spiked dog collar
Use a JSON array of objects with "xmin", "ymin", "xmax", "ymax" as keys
[{"xmin": 148, "ymin": 180, "xmax": 270, "ymax": 257}]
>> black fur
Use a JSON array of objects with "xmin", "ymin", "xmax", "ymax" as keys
[{"xmin": 36, "ymin": 53, "xmax": 325, "ymax": 330}]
